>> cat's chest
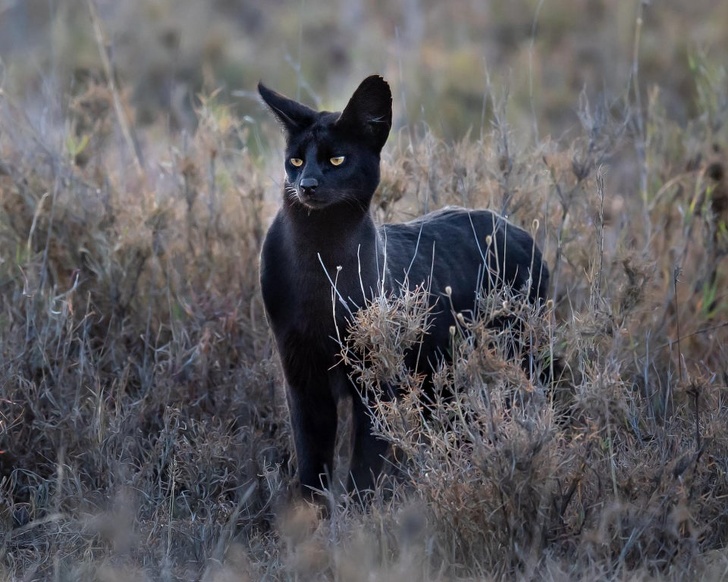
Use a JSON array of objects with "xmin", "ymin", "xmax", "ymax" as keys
[{"xmin": 261, "ymin": 236, "xmax": 354, "ymax": 329}]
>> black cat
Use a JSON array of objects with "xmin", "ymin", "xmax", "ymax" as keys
[{"xmin": 258, "ymin": 75, "xmax": 549, "ymax": 502}]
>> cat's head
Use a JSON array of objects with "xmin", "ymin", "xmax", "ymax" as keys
[{"xmin": 258, "ymin": 76, "xmax": 392, "ymax": 212}]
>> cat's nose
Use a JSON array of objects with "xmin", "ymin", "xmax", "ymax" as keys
[{"xmin": 299, "ymin": 178, "xmax": 318, "ymax": 194}]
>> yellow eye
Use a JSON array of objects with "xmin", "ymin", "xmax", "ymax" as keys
[
  {"xmin": 290, "ymin": 158, "xmax": 303, "ymax": 167},
  {"xmin": 330, "ymin": 156, "xmax": 345, "ymax": 166}
]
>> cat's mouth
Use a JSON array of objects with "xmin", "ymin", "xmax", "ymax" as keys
[{"xmin": 296, "ymin": 189, "xmax": 328, "ymax": 209}]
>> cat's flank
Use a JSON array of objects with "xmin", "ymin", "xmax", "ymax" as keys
[{"xmin": 258, "ymin": 75, "xmax": 549, "ymax": 503}]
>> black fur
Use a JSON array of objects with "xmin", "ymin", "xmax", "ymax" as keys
[{"xmin": 258, "ymin": 76, "xmax": 549, "ymax": 501}]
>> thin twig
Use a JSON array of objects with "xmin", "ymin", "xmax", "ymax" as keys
[
  {"xmin": 86, "ymin": 0, "xmax": 143, "ymax": 178},
  {"xmin": 673, "ymin": 266, "xmax": 684, "ymax": 384},
  {"xmin": 661, "ymin": 321, "xmax": 728, "ymax": 349}
]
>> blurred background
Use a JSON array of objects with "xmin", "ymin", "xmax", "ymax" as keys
[{"xmin": 1, "ymin": 0, "xmax": 726, "ymax": 141}]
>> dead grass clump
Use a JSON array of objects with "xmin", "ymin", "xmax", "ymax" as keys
[
  {"xmin": 336, "ymin": 271, "xmax": 727, "ymax": 579},
  {"xmin": 340, "ymin": 284, "xmax": 556, "ymax": 575},
  {"xmin": 0, "ymin": 83, "xmax": 290, "ymax": 578}
]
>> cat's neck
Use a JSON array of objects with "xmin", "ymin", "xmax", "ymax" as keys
[
  {"xmin": 279, "ymin": 197, "xmax": 383, "ymax": 286},
  {"xmin": 282, "ymin": 197, "xmax": 375, "ymax": 244}
]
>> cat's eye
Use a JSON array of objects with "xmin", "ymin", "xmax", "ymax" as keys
[
  {"xmin": 330, "ymin": 156, "xmax": 345, "ymax": 167},
  {"xmin": 290, "ymin": 157, "xmax": 303, "ymax": 167}
]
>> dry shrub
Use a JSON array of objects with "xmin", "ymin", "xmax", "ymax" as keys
[
  {"xmin": 337, "ymin": 271, "xmax": 727, "ymax": 579},
  {"xmin": 341, "ymin": 283, "xmax": 557, "ymax": 576}
]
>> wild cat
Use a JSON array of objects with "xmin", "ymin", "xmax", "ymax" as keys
[{"xmin": 258, "ymin": 75, "xmax": 549, "ymax": 502}]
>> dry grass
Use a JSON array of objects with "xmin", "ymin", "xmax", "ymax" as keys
[{"xmin": 1, "ymin": 2, "xmax": 728, "ymax": 581}]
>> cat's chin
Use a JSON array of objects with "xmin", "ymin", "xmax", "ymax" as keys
[{"xmin": 296, "ymin": 194, "xmax": 329, "ymax": 210}]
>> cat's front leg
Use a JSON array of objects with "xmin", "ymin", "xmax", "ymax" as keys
[
  {"xmin": 347, "ymin": 387, "xmax": 390, "ymax": 497},
  {"xmin": 285, "ymin": 380, "xmax": 338, "ymax": 503}
]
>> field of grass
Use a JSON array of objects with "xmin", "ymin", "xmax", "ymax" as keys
[{"xmin": 1, "ymin": 1, "xmax": 728, "ymax": 580}]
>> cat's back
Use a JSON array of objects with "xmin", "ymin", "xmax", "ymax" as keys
[
  {"xmin": 382, "ymin": 206, "xmax": 506, "ymax": 246},
  {"xmin": 380, "ymin": 206, "xmax": 548, "ymax": 304}
]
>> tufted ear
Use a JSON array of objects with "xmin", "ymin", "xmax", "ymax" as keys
[
  {"xmin": 258, "ymin": 82, "xmax": 317, "ymax": 135},
  {"xmin": 336, "ymin": 75, "xmax": 392, "ymax": 151}
]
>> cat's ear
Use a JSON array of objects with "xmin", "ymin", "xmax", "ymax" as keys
[
  {"xmin": 337, "ymin": 75, "xmax": 392, "ymax": 150},
  {"xmin": 258, "ymin": 82, "xmax": 317, "ymax": 134}
]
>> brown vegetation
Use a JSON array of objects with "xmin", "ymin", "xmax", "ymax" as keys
[{"xmin": 1, "ymin": 1, "xmax": 727, "ymax": 580}]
